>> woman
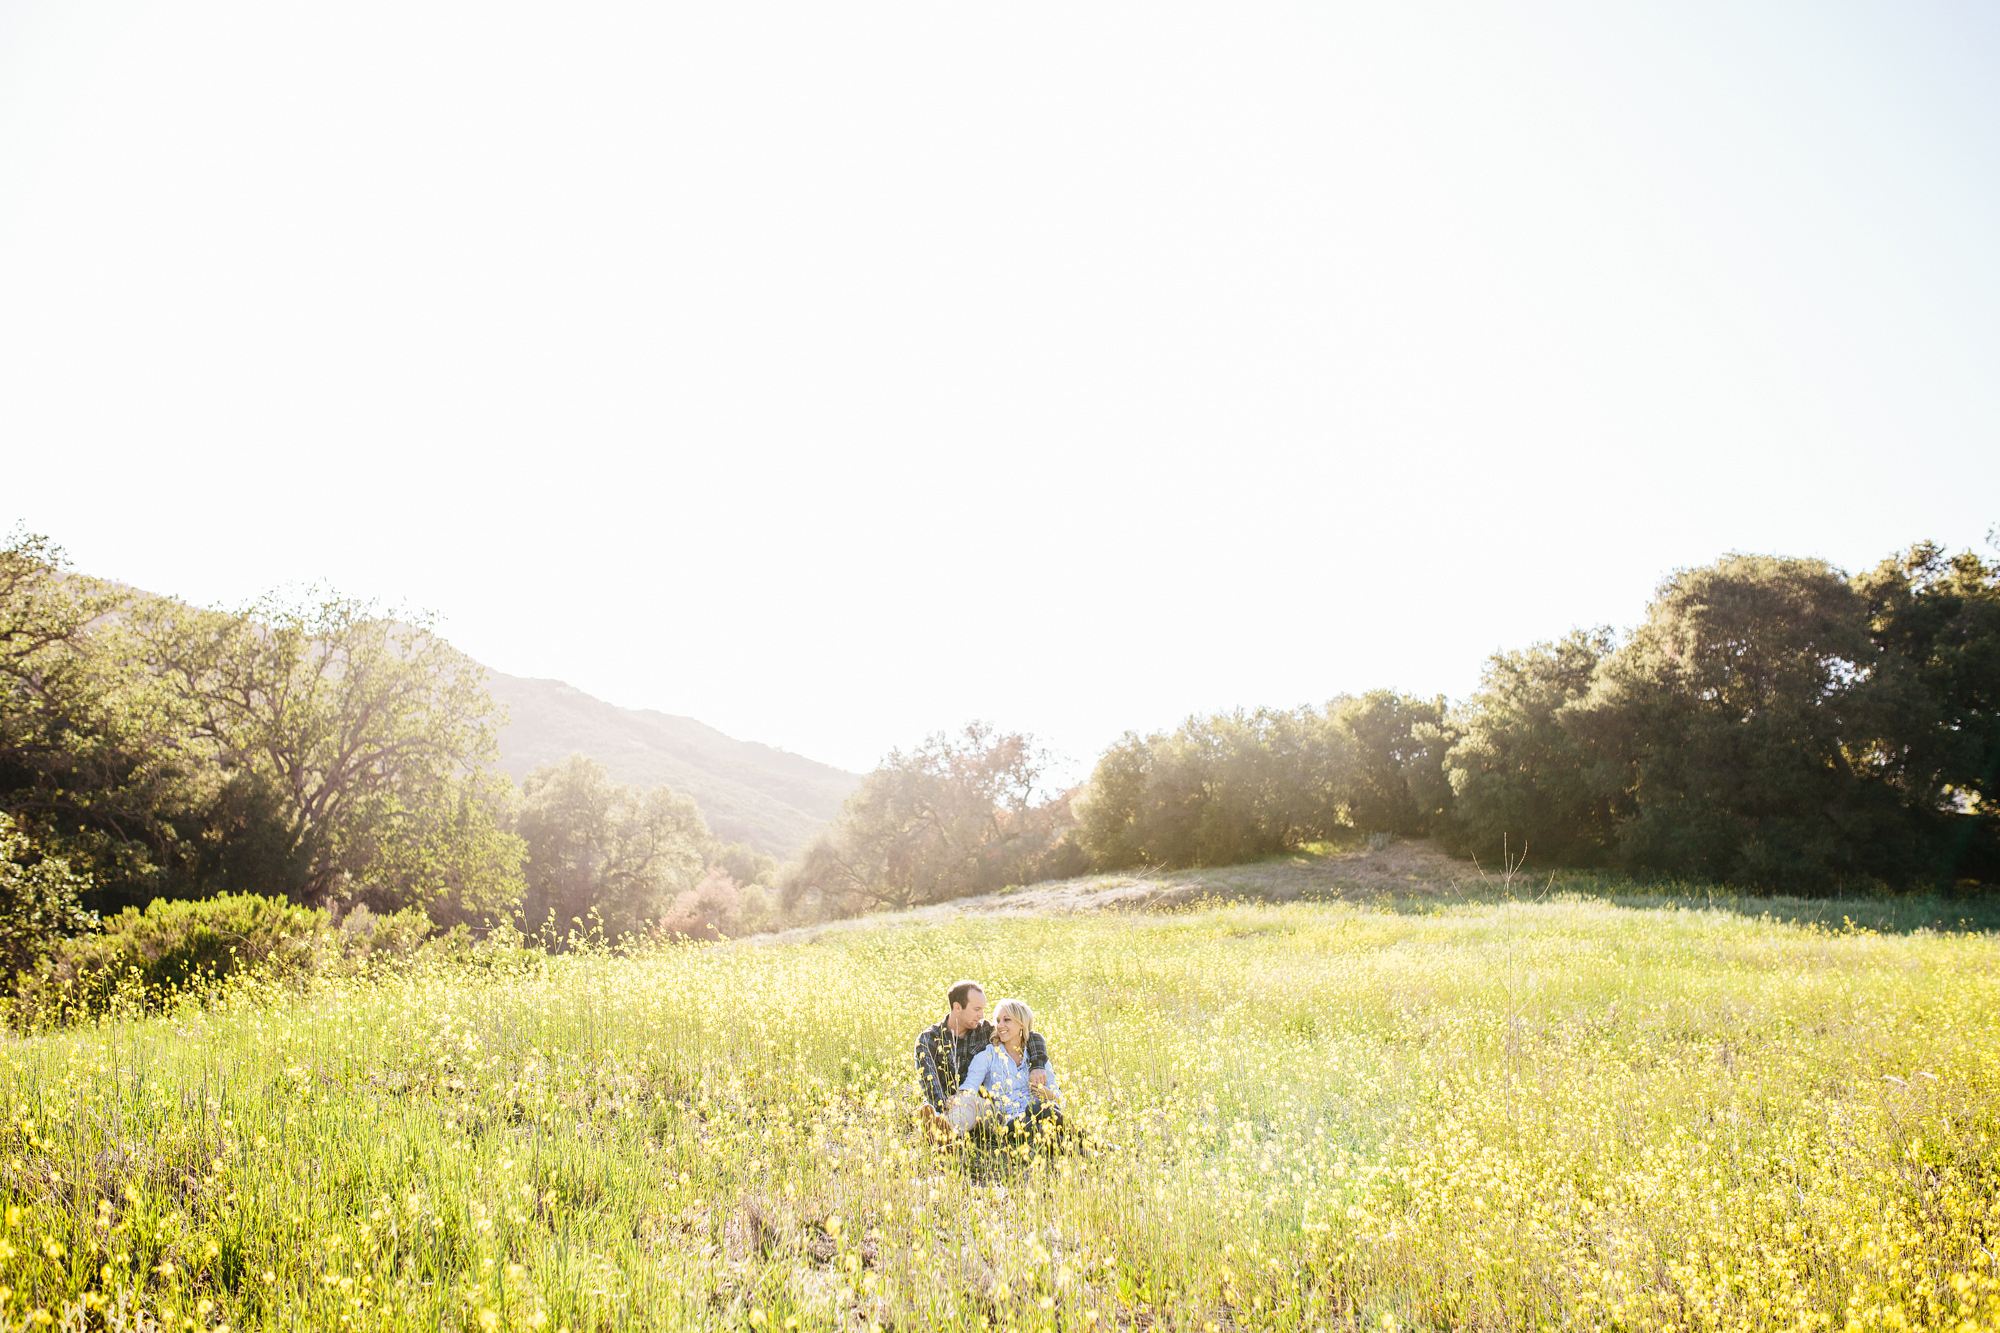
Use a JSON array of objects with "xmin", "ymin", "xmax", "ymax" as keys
[{"xmin": 957, "ymin": 998, "xmax": 1065, "ymax": 1147}]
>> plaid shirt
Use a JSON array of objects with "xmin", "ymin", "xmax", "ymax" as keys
[{"xmin": 914, "ymin": 1019, "xmax": 1048, "ymax": 1111}]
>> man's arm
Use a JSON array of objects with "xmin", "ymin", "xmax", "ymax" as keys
[
  {"xmin": 914, "ymin": 1030, "xmax": 950, "ymax": 1111},
  {"xmin": 1025, "ymin": 1030, "xmax": 1049, "ymax": 1087},
  {"xmin": 1024, "ymin": 1031, "xmax": 1049, "ymax": 1069}
]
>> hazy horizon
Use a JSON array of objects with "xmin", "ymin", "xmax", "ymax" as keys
[{"xmin": 5, "ymin": 1, "xmax": 1997, "ymax": 778}]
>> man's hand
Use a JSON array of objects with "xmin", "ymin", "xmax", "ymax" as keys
[{"xmin": 1029, "ymin": 1069, "xmax": 1048, "ymax": 1089}]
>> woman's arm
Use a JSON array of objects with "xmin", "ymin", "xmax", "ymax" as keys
[{"xmin": 961, "ymin": 1047, "xmax": 994, "ymax": 1095}]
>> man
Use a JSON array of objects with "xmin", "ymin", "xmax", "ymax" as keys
[{"xmin": 914, "ymin": 979, "xmax": 1048, "ymax": 1137}]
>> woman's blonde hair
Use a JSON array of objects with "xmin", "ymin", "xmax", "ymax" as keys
[{"xmin": 990, "ymin": 997, "xmax": 1034, "ymax": 1042}]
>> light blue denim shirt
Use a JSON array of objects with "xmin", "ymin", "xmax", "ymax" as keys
[{"xmin": 961, "ymin": 1041, "xmax": 1059, "ymax": 1120}]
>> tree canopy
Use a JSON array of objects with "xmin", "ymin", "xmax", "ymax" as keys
[
  {"xmin": 516, "ymin": 754, "xmax": 709, "ymax": 942},
  {"xmin": 6, "ymin": 522, "xmax": 1997, "ymax": 973},
  {"xmin": 781, "ymin": 723, "xmax": 1078, "ymax": 914}
]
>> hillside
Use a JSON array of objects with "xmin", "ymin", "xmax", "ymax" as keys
[{"xmin": 485, "ymin": 671, "xmax": 859, "ymax": 857}]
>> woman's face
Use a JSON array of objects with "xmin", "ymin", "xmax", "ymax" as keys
[{"xmin": 993, "ymin": 1012, "xmax": 1021, "ymax": 1047}]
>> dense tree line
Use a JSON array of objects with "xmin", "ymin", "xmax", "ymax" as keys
[
  {"xmin": 1444, "ymin": 546, "xmax": 2000, "ymax": 888},
  {"xmin": 0, "ymin": 532, "xmax": 773, "ymax": 985},
  {"xmin": 7, "ymin": 527, "xmax": 1995, "ymax": 988},
  {"xmin": 1071, "ymin": 543, "xmax": 2000, "ymax": 892},
  {"xmin": 754, "ymin": 538, "xmax": 2000, "ymax": 918}
]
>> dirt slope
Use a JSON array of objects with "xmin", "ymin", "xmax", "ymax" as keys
[{"xmin": 746, "ymin": 838, "xmax": 1495, "ymax": 946}]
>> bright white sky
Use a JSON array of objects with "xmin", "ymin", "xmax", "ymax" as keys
[{"xmin": 3, "ymin": 2, "xmax": 1997, "ymax": 781}]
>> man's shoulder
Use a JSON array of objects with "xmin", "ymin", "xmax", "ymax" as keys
[{"xmin": 915, "ymin": 1019, "xmax": 950, "ymax": 1046}]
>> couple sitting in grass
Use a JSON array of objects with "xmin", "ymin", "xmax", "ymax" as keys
[{"xmin": 914, "ymin": 979, "xmax": 1066, "ymax": 1147}]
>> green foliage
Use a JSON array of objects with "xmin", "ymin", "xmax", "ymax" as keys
[
  {"xmin": 11, "ymin": 893, "xmax": 332, "ymax": 1028},
  {"xmin": 4, "ymin": 891, "xmax": 541, "ymax": 1030},
  {"xmin": 1065, "ymin": 542, "xmax": 1998, "ymax": 894},
  {"xmin": 0, "ymin": 812, "xmax": 96, "ymax": 975},
  {"xmin": 13, "ymin": 520, "xmax": 1997, "ymax": 942},
  {"xmin": 1074, "ymin": 708, "xmax": 1347, "ymax": 869},
  {"xmin": 348, "ymin": 769, "xmax": 527, "ymax": 929},
  {"xmin": 0, "ymin": 531, "xmax": 210, "ymax": 906},
  {"xmin": 516, "ymin": 754, "xmax": 708, "ymax": 942},
  {"xmin": 1581, "ymin": 554, "xmax": 1927, "ymax": 889},
  {"xmin": 1329, "ymin": 691, "xmax": 1455, "ymax": 836},
  {"xmin": 781, "ymin": 724, "xmax": 1074, "ymax": 914},
  {"xmin": 3, "ymin": 530, "xmax": 534, "ymax": 929},
  {"xmin": 1853, "ymin": 541, "xmax": 2000, "ymax": 882},
  {"xmin": 1072, "ymin": 696, "xmax": 1451, "ymax": 872},
  {"xmin": 1438, "ymin": 546, "xmax": 2000, "ymax": 891},
  {"xmin": 130, "ymin": 590, "xmax": 507, "ymax": 908},
  {"xmin": 1442, "ymin": 628, "xmax": 1622, "ymax": 865}
]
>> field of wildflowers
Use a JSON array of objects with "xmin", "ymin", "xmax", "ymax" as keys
[{"xmin": 1, "ymin": 896, "xmax": 1995, "ymax": 1331}]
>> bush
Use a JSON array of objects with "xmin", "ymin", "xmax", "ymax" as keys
[
  {"xmin": 657, "ymin": 865, "xmax": 773, "ymax": 941},
  {"xmin": 1072, "ymin": 697, "xmax": 1453, "ymax": 872},
  {"xmin": 413, "ymin": 918, "xmax": 538, "ymax": 974},
  {"xmin": 1074, "ymin": 708, "xmax": 1347, "ymax": 870},
  {"xmin": 8, "ymin": 893, "xmax": 437, "ymax": 1029}
]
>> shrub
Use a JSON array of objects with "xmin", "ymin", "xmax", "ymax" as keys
[
  {"xmin": 12, "ymin": 894, "xmax": 329, "ymax": 1027},
  {"xmin": 337, "ymin": 902, "xmax": 437, "ymax": 961},
  {"xmin": 8, "ymin": 893, "xmax": 438, "ymax": 1029},
  {"xmin": 414, "ymin": 918, "xmax": 537, "ymax": 974},
  {"xmin": 658, "ymin": 866, "xmax": 778, "ymax": 940},
  {"xmin": 1072, "ymin": 698, "xmax": 1454, "ymax": 871}
]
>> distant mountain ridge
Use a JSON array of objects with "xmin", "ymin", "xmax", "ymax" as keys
[{"xmin": 485, "ymin": 671, "xmax": 860, "ymax": 858}]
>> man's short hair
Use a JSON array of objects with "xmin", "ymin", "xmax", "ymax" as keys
[{"xmin": 946, "ymin": 979, "xmax": 983, "ymax": 1011}]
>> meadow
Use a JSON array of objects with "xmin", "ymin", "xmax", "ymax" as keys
[{"xmin": 1, "ymin": 896, "xmax": 1996, "ymax": 1332}]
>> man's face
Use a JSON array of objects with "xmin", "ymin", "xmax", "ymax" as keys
[{"xmin": 950, "ymin": 987, "xmax": 986, "ymax": 1033}]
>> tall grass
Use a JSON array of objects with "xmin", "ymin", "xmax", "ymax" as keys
[{"xmin": 2, "ymin": 897, "xmax": 1995, "ymax": 1330}]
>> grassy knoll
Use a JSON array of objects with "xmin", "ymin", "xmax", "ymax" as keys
[{"xmin": 2, "ymin": 898, "xmax": 1996, "ymax": 1331}]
